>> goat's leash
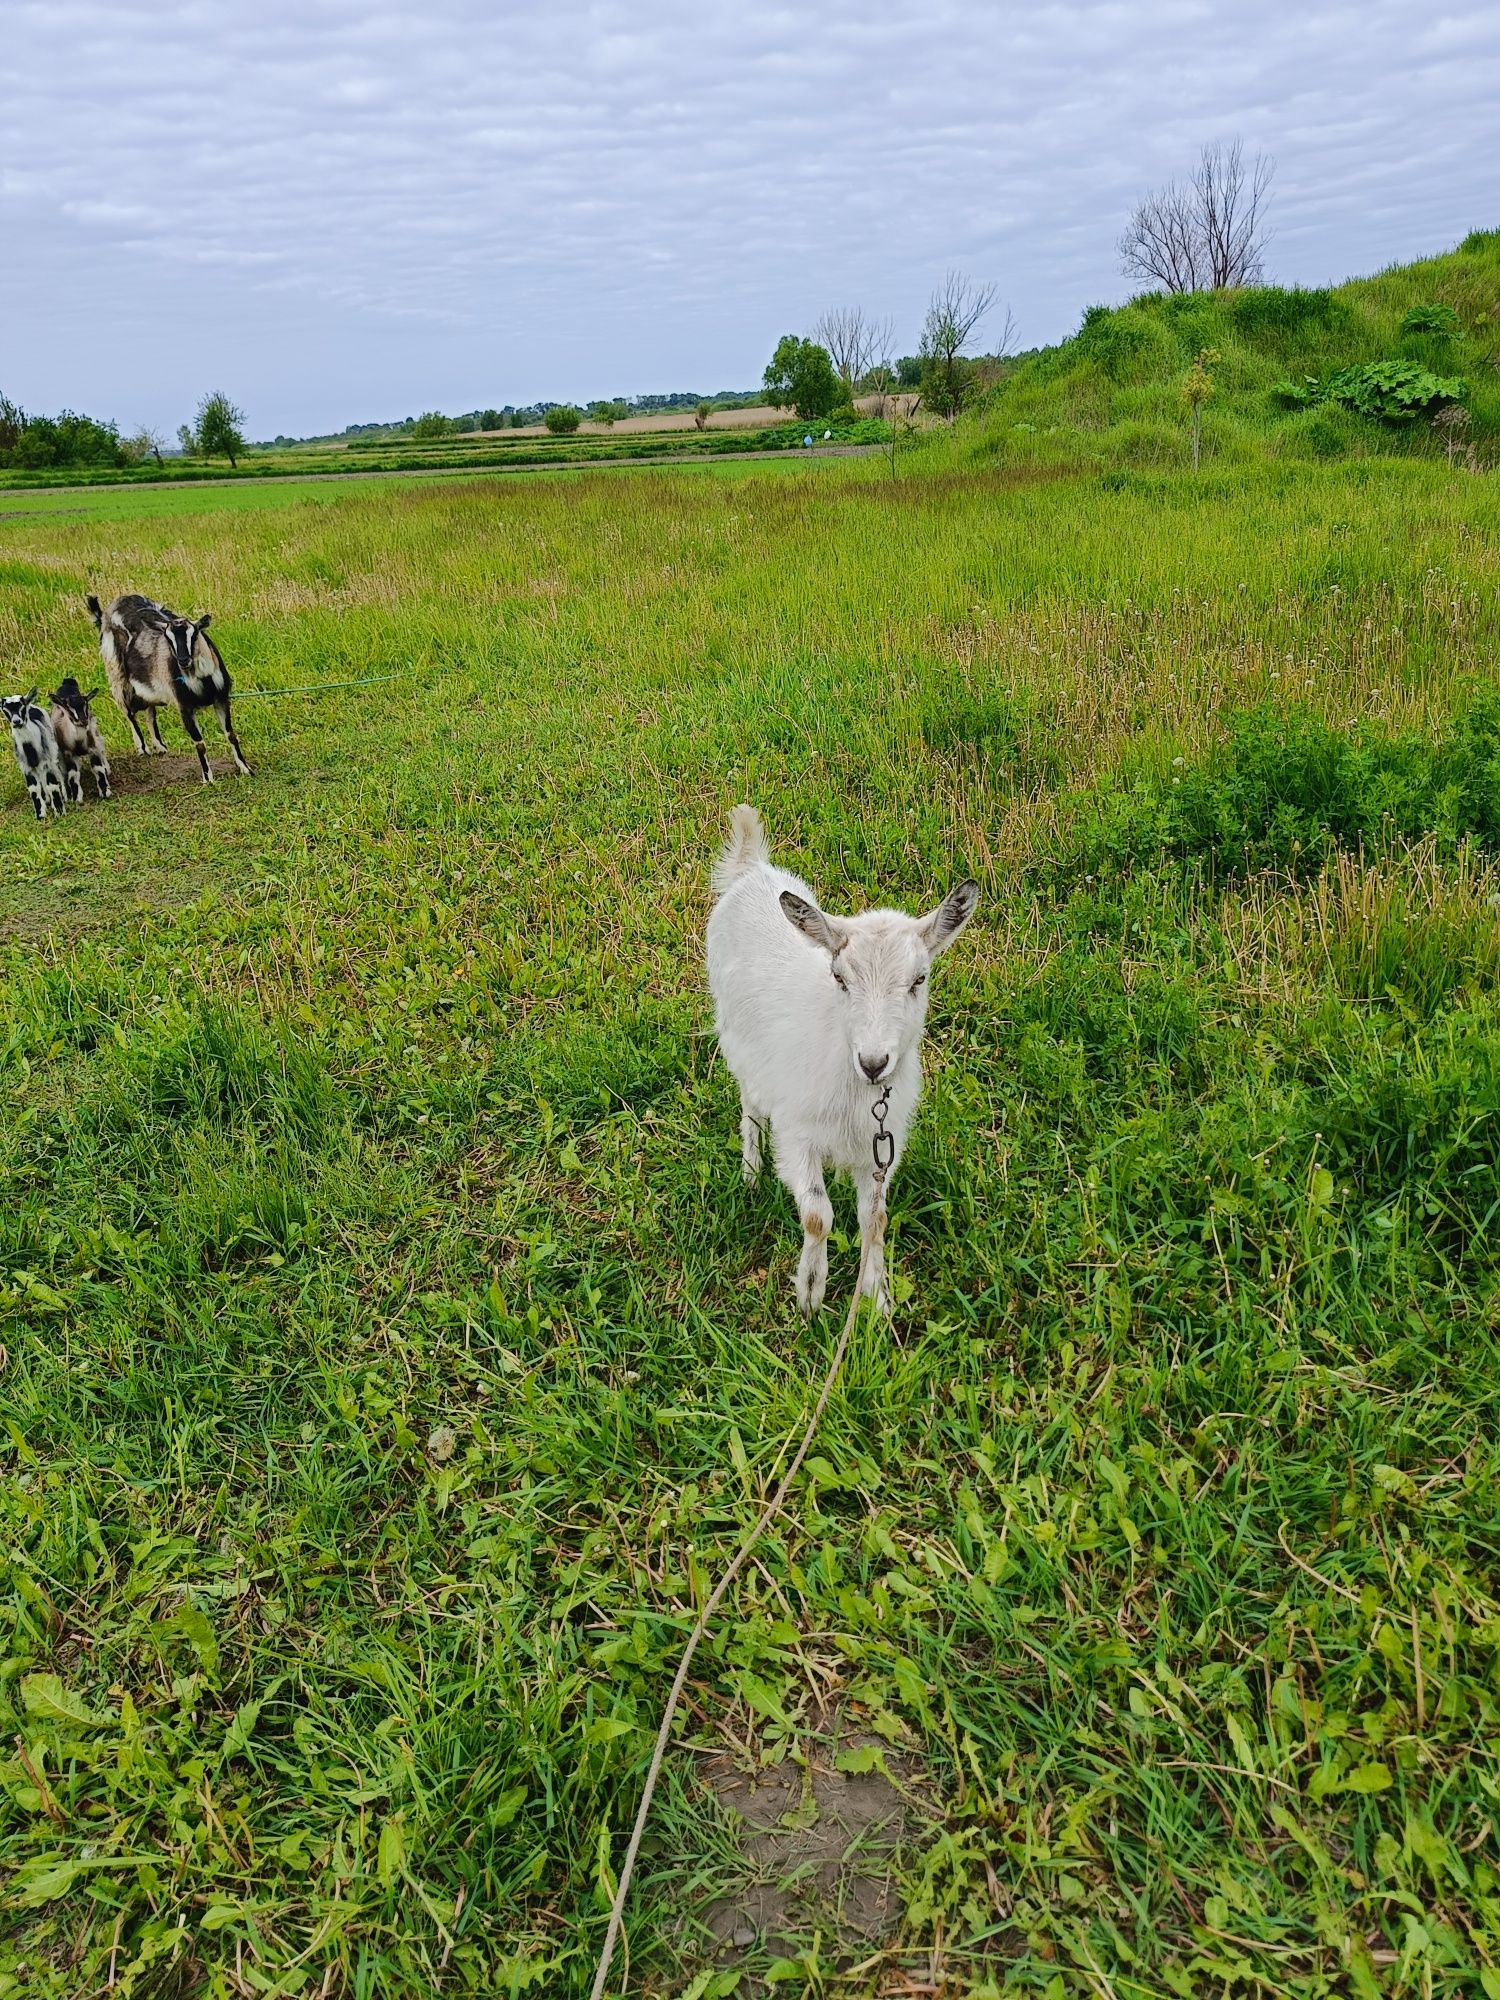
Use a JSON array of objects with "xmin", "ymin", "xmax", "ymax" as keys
[
  {"xmin": 233, "ymin": 670, "xmax": 405, "ymax": 698},
  {"xmin": 588, "ymin": 1084, "xmax": 895, "ymax": 2000}
]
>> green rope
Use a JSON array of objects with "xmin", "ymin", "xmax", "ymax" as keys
[{"xmin": 234, "ymin": 670, "xmax": 406, "ymax": 698}]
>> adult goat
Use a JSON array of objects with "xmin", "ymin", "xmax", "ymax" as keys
[{"xmin": 86, "ymin": 592, "xmax": 252, "ymax": 783}]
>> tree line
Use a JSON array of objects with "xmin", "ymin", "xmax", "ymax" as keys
[{"xmin": 0, "ymin": 390, "xmax": 247, "ymax": 471}]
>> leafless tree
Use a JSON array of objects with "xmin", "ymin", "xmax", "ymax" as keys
[
  {"xmin": 813, "ymin": 306, "xmax": 893, "ymax": 405},
  {"xmin": 1119, "ymin": 140, "xmax": 1273, "ymax": 293},
  {"xmin": 919, "ymin": 272, "xmax": 1012, "ymax": 418}
]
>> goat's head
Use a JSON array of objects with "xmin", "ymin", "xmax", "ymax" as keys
[
  {"xmin": 779, "ymin": 879, "xmax": 980, "ymax": 1086},
  {"xmin": 167, "ymin": 614, "xmax": 216, "ymax": 677},
  {"xmin": 52, "ymin": 677, "xmax": 93, "ymax": 724},
  {"xmin": 2, "ymin": 689, "xmax": 40, "ymax": 731}
]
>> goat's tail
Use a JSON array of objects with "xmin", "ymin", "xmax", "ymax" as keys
[
  {"xmin": 712, "ymin": 803, "xmax": 770, "ymax": 896},
  {"xmin": 85, "ymin": 594, "xmax": 103, "ymax": 632}
]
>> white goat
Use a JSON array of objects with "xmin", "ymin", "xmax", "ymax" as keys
[{"xmin": 707, "ymin": 805, "xmax": 978, "ymax": 1315}]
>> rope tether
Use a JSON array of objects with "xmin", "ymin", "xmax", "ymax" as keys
[
  {"xmin": 233, "ymin": 670, "xmax": 406, "ymax": 698},
  {"xmin": 588, "ymin": 1084, "xmax": 894, "ymax": 1999}
]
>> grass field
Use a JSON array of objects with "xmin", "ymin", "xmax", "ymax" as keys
[{"xmin": 3, "ymin": 452, "xmax": 1500, "ymax": 1998}]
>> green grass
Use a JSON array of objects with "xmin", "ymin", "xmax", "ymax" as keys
[
  {"xmin": 942, "ymin": 227, "xmax": 1500, "ymax": 474},
  {"xmin": 3, "ymin": 453, "xmax": 1500, "ymax": 1997}
]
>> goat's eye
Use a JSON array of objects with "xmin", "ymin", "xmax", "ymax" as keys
[
  {"xmin": 910, "ymin": 973, "xmax": 927, "ymax": 995},
  {"xmin": 832, "ymin": 969, "xmax": 848, "ymax": 991}
]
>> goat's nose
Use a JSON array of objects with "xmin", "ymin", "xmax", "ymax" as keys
[{"xmin": 859, "ymin": 1051, "xmax": 889, "ymax": 1082}]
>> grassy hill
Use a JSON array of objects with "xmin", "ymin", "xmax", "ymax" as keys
[{"xmin": 943, "ymin": 227, "xmax": 1500, "ymax": 472}]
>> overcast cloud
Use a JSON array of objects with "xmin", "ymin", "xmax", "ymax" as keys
[{"xmin": 3, "ymin": 1, "xmax": 1497, "ymax": 437}]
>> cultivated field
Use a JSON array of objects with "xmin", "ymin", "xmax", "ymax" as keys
[{"xmin": 3, "ymin": 454, "xmax": 1500, "ymax": 1997}]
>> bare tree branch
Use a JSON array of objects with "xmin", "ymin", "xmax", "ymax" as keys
[
  {"xmin": 1119, "ymin": 139, "xmax": 1273, "ymax": 293},
  {"xmin": 1195, "ymin": 139, "xmax": 1273, "ymax": 288},
  {"xmin": 919, "ymin": 272, "xmax": 1002, "ymax": 417},
  {"xmin": 813, "ymin": 306, "xmax": 894, "ymax": 401}
]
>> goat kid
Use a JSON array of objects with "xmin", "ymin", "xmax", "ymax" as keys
[
  {"xmin": 707, "ymin": 805, "xmax": 978, "ymax": 1316},
  {"xmin": 3, "ymin": 690, "xmax": 68, "ymax": 819},
  {"xmin": 50, "ymin": 678, "xmax": 112, "ymax": 802},
  {"xmin": 85, "ymin": 593, "xmax": 252, "ymax": 783}
]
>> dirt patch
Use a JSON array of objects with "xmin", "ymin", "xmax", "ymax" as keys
[
  {"xmin": 107, "ymin": 751, "xmax": 247, "ymax": 794},
  {"xmin": 694, "ymin": 1706, "xmax": 926, "ymax": 1983}
]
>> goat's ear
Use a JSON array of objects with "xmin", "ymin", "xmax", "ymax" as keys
[
  {"xmin": 918, "ymin": 880, "xmax": 980, "ymax": 957},
  {"xmin": 194, "ymin": 613, "xmax": 212, "ymax": 631},
  {"xmin": 779, "ymin": 889, "xmax": 847, "ymax": 955}
]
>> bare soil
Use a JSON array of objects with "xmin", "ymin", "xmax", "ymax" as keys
[{"xmin": 693, "ymin": 1705, "xmax": 929, "ymax": 1986}]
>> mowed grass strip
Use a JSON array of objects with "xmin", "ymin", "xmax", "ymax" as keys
[{"xmin": 2, "ymin": 457, "xmax": 1500, "ymax": 1997}]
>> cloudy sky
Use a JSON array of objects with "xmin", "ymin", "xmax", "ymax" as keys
[{"xmin": 3, "ymin": 2, "xmax": 1496, "ymax": 438}]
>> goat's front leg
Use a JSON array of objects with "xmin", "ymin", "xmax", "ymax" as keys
[
  {"xmin": 775, "ymin": 1138, "xmax": 833, "ymax": 1317},
  {"xmin": 178, "ymin": 704, "xmax": 214, "ymax": 783},
  {"xmin": 852, "ymin": 1162, "xmax": 894, "ymax": 1316}
]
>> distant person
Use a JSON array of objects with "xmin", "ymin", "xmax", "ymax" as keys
[
  {"xmin": 803, "ymin": 433, "xmax": 812, "ymax": 448},
  {"xmin": 823, "ymin": 428, "xmax": 831, "ymax": 439}
]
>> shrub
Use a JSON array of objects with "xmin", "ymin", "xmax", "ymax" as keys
[
  {"xmin": 1324, "ymin": 360, "xmax": 1466, "ymax": 422},
  {"xmin": 1069, "ymin": 695, "xmax": 1500, "ymax": 887},
  {"xmin": 1274, "ymin": 360, "xmax": 1466, "ymax": 424},
  {"xmin": 1401, "ymin": 302, "xmax": 1460, "ymax": 337},
  {"xmin": 411, "ymin": 411, "xmax": 454, "ymax": 441},
  {"xmin": 544, "ymin": 406, "xmax": 582, "ymax": 435}
]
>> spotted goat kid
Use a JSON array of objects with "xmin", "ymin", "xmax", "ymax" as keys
[
  {"xmin": 86, "ymin": 592, "xmax": 252, "ymax": 783},
  {"xmin": 3, "ymin": 690, "xmax": 68, "ymax": 819},
  {"xmin": 50, "ymin": 678, "xmax": 112, "ymax": 802}
]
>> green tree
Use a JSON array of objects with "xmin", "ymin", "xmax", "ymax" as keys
[
  {"xmin": 694, "ymin": 401, "xmax": 712, "ymax": 431},
  {"xmin": 477, "ymin": 408, "xmax": 503, "ymax": 430},
  {"xmin": 194, "ymin": 390, "xmax": 247, "ymax": 466},
  {"xmin": 411, "ymin": 411, "xmax": 454, "ymax": 440},
  {"xmin": 544, "ymin": 405, "xmax": 582, "ymax": 434},
  {"xmin": 177, "ymin": 424, "xmax": 197, "ymax": 457},
  {"xmin": 762, "ymin": 336, "xmax": 839, "ymax": 420},
  {"xmin": 590, "ymin": 400, "xmax": 628, "ymax": 428}
]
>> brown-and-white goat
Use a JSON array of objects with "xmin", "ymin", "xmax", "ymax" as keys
[
  {"xmin": 85, "ymin": 592, "xmax": 252, "ymax": 783},
  {"xmin": 50, "ymin": 677, "xmax": 112, "ymax": 802}
]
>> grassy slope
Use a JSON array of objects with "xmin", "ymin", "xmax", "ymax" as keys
[
  {"xmin": 3, "ymin": 457, "xmax": 1500, "ymax": 1996},
  {"xmin": 945, "ymin": 228, "xmax": 1500, "ymax": 474}
]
